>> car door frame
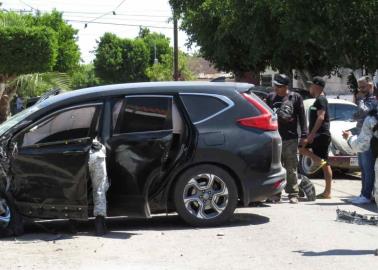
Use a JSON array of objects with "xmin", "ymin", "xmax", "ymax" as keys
[
  {"xmin": 103, "ymin": 94, "xmax": 190, "ymax": 217},
  {"xmin": 9, "ymin": 102, "xmax": 103, "ymax": 220}
]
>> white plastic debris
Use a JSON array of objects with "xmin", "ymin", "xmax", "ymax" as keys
[{"xmin": 88, "ymin": 139, "xmax": 109, "ymax": 217}]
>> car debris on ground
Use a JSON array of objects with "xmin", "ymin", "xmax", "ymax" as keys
[{"xmin": 336, "ymin": 209, "xmax": 378, "ymax": 226}]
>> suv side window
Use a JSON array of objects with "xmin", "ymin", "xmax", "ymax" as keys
[
  {"xmin": 20, "ymin": 106, "xmax": 97, "ymax": 147},
  {"xmin": 113, "ymin": 96, "xmax": 173, "ymax": 134},
  {"xmin": 180, "ymin": 94, "xmax": 230, "ymax": 123}
]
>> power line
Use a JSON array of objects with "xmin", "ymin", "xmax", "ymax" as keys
[
  {"xmin": 18, "ymin": 0, "xmax": 36, "ymax": 10},
  {"xmin": 67, "ymin": 19, "xmax": 173, "ymax": 29},
  {"xmin": 113, "ymin": 0, "xmax": 127, "ymax": 11},
  {"xmin": 62, "ymin": 11, "xmax": 171, "ymax": 18},
  {"xmin": 64, "ymin": 15, "xmax": 171, "ymax": 24},
  {"xmin": 3, "ymin": 8, "xmax": 171, "ymax": 18},
  {"xmin": 83, "ymin": 0, "xmax": 127, "ymax": 28}
]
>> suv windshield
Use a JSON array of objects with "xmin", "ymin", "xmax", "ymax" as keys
[{"xmin": 0, "ymin": 105, "xmax": 41, "ymax": 137}]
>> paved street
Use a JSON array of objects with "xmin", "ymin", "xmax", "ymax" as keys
[{"xmin": 1, "ymin": 174, "xmax": 377, "ymax": 270}]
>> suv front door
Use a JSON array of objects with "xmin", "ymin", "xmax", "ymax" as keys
[{"xmin": 10, "ymin": 103, "xmax": 102, "ymax": 219}]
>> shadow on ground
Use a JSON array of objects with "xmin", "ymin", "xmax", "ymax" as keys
[
  {"xmin": 308, "ymin": 199, "xmax": 377, "ymax": 213},
  {"xmin": 0, "ymin": 212, "xmax": 269, "ymax": 242},
  {"xmin": 294, "ymin": 249, "xmax": 377, "ymax": 256},
  {"xmin": 308, "ymin": 170, "xmax": 361, "ymax": 181}
]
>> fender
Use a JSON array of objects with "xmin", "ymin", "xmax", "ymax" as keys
[{"xmin": 151, "ymin": 157, "xmax": 247, "ymax": 213}]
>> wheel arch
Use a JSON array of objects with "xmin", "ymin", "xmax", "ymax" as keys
[{"xmin": 165, "ymin": 162, "xmax": 246, "ymax": 210}]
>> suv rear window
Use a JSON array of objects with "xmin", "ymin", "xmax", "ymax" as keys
[
  {"xmin": 180, "ymin": 94, "xmax": 229, "ymax": 123},
  {"xmin": 113, "ymin": 96, "xmax": 173, "ymax": 134}
]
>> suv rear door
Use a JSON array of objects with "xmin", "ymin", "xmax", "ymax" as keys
[
  {"xmin": 106, "ymin": 95, "xmax": 182, "ymax": 217},
  {"xmin": 10, "ymin": 103, "xmax": 102, "ymax": 219}
]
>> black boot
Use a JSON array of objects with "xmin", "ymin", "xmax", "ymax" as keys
[
  {"xmin": 95, "ymin": 216, "xmax": 107, "ymax": 236},
  {"xmin": 68, "ymin": 219, "xmax": 78, "ymax": 234}
]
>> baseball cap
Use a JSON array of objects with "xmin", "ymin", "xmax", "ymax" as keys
[
  {"xmin": 307, "ymin": 76, "xmax": 325, "ymax": 88},
  {"xmin": 273, "ymin": 74, "xmax": 290, "ymax": 86}
]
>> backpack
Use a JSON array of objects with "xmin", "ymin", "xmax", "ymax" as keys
[{"xmin": 269, "ymin": 93, "xmax": 295, "ymax": 123}]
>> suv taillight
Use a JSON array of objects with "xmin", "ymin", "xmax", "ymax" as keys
[{"xmin": 237, "ymin": 93, "xmax": 278, "ymax": 131}]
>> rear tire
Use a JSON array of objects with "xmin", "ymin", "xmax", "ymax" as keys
[{"xmin": 174, "ymin": 165, "xmax": 238, "ymax": 227}]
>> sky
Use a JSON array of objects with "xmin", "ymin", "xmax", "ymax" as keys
[{"xmin": 1, "ymin": 0, "xmax": 193, "ymax": 63}]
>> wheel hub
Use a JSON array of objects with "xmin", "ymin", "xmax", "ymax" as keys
[
  {"xmin": 183, "ymin": 173, "xmax": 229, "ymax": 220},
  {"xmin": 202, "ymin": 192, "xmax": 210, "ymax": 200}
]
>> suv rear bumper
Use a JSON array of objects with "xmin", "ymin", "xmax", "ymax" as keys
[{"xmin": 243, "ymin": 167, "xmax": 287, "ymax": 205}]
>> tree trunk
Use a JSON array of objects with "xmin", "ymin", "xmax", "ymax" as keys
[
  {"xmin": 296, "ymin": 70, "xmax": 313, "ymax": 90},
  {"xmin": 0, "ymin": 75, "xmax": 5, "ymax": 98},
  {"xmin": 0, "ymin": 75, "xmax": 16, "ymax": 124}
]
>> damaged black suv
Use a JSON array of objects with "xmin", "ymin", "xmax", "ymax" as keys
[{"xmin": 0, "ymin": 82, "xmax": 285, "ymax": 235}]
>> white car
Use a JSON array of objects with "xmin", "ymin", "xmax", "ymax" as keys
[{"xmin": 300, "ymin": 98, "xmax": 359, "ymax": 176}]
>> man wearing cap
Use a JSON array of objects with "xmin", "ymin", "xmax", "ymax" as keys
[
  {"xmin": 266, "ymin": 74, "xmax": 307, "ymax": 204},
  {"xmin": 299, "ymin": 77, "xmax": 333, "ymax": 199},
  {"xmin": 345, "ymin": 76, "xmax": 377, "ymax": 204}
]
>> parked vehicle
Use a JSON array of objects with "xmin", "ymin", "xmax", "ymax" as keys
[
  {"xmin": 0, "ymin": 82, "xmax": 285, "ymax": 232},
  {"xmin": 299, "ymin": 98, "xmax": 359, "ymax": 177}
]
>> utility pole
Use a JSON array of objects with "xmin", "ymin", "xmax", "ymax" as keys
[
  {"xmin": 153, "ymin": 42, "xmax": 158, "ymax": 65},
  {"xmin": 173, "ymin": 12, "xmax": 179, "ymax": 81}
]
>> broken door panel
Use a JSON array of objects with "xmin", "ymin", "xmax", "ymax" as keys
[{"xmin": 10, "ymin": 105, "xmax": 102, "ymax": 219}]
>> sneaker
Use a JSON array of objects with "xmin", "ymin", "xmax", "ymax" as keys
[
  {"xmin": 289, "ymin": 197, "xmax": 299, "ymax": 204},
  {"xmin": 348, "ymin": 196, "xmax": 361, "ymax": 203},
  {"xmin": 350, "ymin": 196, "xmax": 371, "ymax": 205}
]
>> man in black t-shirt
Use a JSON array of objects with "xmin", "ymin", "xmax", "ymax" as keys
[
  {"xmin": 266, "ymin": 74, "xmax": 307, "ymax": 204},
  {"xmin": 299, "ymin": 77, "xmax": 333, "ymax": 199}
]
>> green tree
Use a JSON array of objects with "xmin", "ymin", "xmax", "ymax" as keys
[
  {"xmin": 0, "ymin": 10, "xmax": 80, "ymax": 123},
  {"xmin": 32, "ymin": 10, "xmax": 81, "ymax": 72},
  {"xmin": 94, "ymin": 33, "xmax": 150, "ymax": 83},
  {"xmin": 170, "ymin": 0, "xmax": 378, "ymax": 82},
  {"xmin": 146, "ymin": 51, "xmax": 194, "ymax": 81},
  {"xmin": 70, "ymin": 64, "xmax": 101, "ymax": 89},
  {"xmin": 0, "ymin": 11, "xmax": 58, "ymax": 122},
  {"xmin": 9, "ymin": 72, "xmax": 71, "ymax": 99},
  {"xmin": 139, "ymin": 27, "xmax": 172, "ymax": 66}
]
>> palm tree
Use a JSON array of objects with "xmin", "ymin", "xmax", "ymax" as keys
[
  {"xmin": 0, "ymin": 12, "xmax": 72, "ymax": 123},
  {"xmin": 0, "ymin": 73, "xmax": 71, "ymax": 122},
  {"xmin": 0, "ymin": 12, "xmax": 71, "ymax": 123}
]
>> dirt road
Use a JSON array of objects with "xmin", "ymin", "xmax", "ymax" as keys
[{"xmin": 1, "ymin": 176, "xmax": 377, "ymax": 270}]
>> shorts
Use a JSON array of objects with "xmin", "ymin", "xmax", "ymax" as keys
[{"xmin": 306, "ymin": 134, "xmax": 331, "ymax": 160}]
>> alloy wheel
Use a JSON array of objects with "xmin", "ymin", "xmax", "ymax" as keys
[{"xmin": 182, "ymin": 173, "xmax": 229, "ymax": 220}]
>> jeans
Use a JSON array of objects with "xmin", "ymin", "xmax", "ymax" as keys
[
  {"xmin": 357, "ymin": 147, "xmax": 375, "ymax": 199},
  {"xmin": 282, "ymin": 139, "xmax": 299, "ymax": 198}
]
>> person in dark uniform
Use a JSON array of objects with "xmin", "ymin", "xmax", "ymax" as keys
[
  {"xmin": 266, "ymin": 74, "xmax": 307, "ymax": 204},
  {"xmin": 299, "ymin": 77, "xmax": 332, "ymax": 199}
]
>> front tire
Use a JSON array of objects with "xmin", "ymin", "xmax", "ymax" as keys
[
  {"xmin": 173, "ymin": 165, "xmax": 238, "ymax": 227},
  {"xmin": 0, "ymin": 192, "xmax": 24, "ymax": 238}
]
